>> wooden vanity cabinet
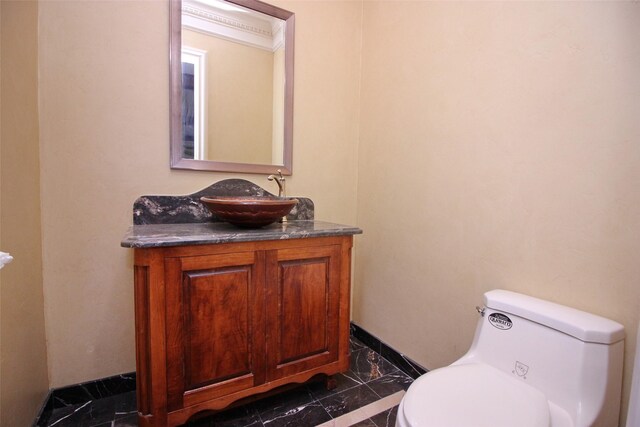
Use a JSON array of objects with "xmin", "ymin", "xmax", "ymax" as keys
[{"xmin": 133, "ymin": 235, "xmax": 353, "ymax": 427}]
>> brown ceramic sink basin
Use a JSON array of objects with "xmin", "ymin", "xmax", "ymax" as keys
[{"xmin": 200, "ymin": 196, "xmax": 299, "ymax": 228}]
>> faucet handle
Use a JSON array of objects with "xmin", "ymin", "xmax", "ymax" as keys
[
  {"xmin": 267, "ymin": 169, "xmax": 282, "ymax": 180},
  {"xmin": 267, "ymin": 169, "xmax": 286, "ymax": 198},
  {"xmin": 270, "ymin": 169, "xmax": 284, "ymax": 181}
]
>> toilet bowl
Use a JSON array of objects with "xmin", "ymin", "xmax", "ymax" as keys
[
  {"xmin": 398, "ymin": 363, "xmax": 551, "ymax": 427},
  {"xmin": 396, "ymin": 290, "xmax": 625, "ymax": 427}
]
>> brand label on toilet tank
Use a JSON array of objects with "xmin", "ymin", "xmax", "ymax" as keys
[{"xmin": 488, "ymin": 313, "xmax": 512, "ymax": 330}]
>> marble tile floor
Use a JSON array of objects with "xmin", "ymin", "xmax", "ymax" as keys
[{"xmin": 40, "ymin": 338, "xmax": 413, "ymax": 427}]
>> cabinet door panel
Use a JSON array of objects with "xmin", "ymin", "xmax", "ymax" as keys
[
  {"xmin": 166, "ymin": 252, "xmax": 265, "ymax": 410},
  {"xmin": 266, "ymin": 245, "xmax": 341, "ymax": 381},
  {"xmin": 183, "ymin": 268, "xmax": 251, "ymax": 387},
  {"xmin": 279, "ymin": 260, "xmax": 328, "ymax": 362}
]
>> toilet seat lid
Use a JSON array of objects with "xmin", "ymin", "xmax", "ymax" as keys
[{"xmin": 403, "ymin": 363, "xmax": 550, "ymax": 427}]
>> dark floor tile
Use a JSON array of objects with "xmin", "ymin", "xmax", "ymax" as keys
[
  {"xmin": 34, "ymin": 391, "xmax": 54, "ymax": 426},
  {"xmin": 186, "ymin": 404, "xmax": 261, "ymax": 427},
  {"xmin": 366, "ymin": 371, "xmax": 413, "ymax": 398},
  {"xmin": 253, "ymin": 385, "xmax": 315, "ymax": 421},
  {"xmin": 36, "ymin": 409, "xmax": 54, "ymax": 427},
  {"xmin": 350, "ymin": 348, "xmax": 398, "ymax": 383},
  {"xmin": 350, "ymin": 323, "xmax": 382, "ymax": 354},
  {"xmin": 319, "ymin": 384, "xmax": 380, "ymax": 418},
  {"xmin": 306, "ymin": 371, "xmax": 363, "ymax": 401},
  {"xmin": 50, "ymin": 388, "xmax": 95, "ymax": 409},
  {"xmin": 260, "ymin": 401, "xmax": 331, "ymax": 427},
  {"xmin": 49, "ymin": 372, "xmax": 135, "ymax": 410},
  {"xmin": 85, "ymin": 373, "xmax": 137, "ymax": 400},
  {"xmin": 369, "ymin": 406, "xmax": 398, "ymax": 427},
  {"xmin": 46, "ymin": 405, "xmax": 80, "ymax": 426},
  {"xmin": 350, "ymin": 322, "xmax": 427, "ymax": 380},
  {"xmin": 349, "ymin": 336, "xmax": 368, "ymax": 353},
  {"xmin": 85, "ymin": 400, "xmax": 117, "ymax": 426},
  {"xmin": 47, "ymin": 401, "xmax": 94, "ymax": 427},
  {"xmin": 379, "ymin": 347, "xmax": 426, "ymax": 380},
  {"xmin": 113, "ymin": 391, "xmax": 137, "ymax": 420},
  {"xmin": 39, "ymin": 327, "xmax": 416, "ymax": 427},
  {"xmin": 45, "ymin": 397, "xmax": 119, "ymax": 427},
  {"xmin": 113, "ymin": 414, "xmax": 138, "ymax": 427}
]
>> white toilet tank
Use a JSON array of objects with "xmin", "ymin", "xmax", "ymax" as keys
[{"xmin": 455, "ymin": 290, "xmax": 625, "ymax": 427}]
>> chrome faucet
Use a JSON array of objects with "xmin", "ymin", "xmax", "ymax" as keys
[{"xmin": 267, "ymin": 169, "xmax": 286, "ymax": 198}]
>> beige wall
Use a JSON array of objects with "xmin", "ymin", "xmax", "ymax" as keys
[
  {"xmin": 274, "ymin": 0, "xmax": 362, "ymax": 221},
  {"xmin": 354, "ymin": 1, "xmax": 640, "ymax": 424},
  {"xmin": 272, "ymin": 46, "xmax": 285, "ymax": 165},
  {"xmin": 38, "ymin": 0, "xmax": 361, "ymax": 388},
  {"xmin": 183, "ymin": 29, "xmax": 274, "ymax": 164},
  {"xmin": 0, "ymin": 1, "xmax": 50, "ymax": 425}
]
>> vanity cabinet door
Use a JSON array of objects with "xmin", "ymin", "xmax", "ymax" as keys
[
  {"xmin": 265, "ymin": 244, "xmax": 342, "ymax": 381},
  {"xmin": 164, "ymin": 251, "xmax": 266, "ymax": 411}
]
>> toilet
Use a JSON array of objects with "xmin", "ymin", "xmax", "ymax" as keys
[{"xmin": 396, "ymin": 290, "xmax": 625, "ymax": 427}]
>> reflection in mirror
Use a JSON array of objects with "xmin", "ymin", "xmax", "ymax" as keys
[{"xmin": 170, "ymin": 0, "xmax": 294, "ymax": 174}]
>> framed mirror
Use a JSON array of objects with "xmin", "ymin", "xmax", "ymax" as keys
[{"xmin": 170, "ymin": 0, "xmax": 294, "ymax": 174}]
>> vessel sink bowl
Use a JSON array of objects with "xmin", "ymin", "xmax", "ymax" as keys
[{"xmin": 200, "ymin": 196, "xmax": 299, "ymax": 228}]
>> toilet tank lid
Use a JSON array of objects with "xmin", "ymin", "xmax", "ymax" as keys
[{"xmin": 484, "ymin": 290, "xmax": 625, "ymax": 344}]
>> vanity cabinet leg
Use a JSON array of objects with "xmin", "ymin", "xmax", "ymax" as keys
[{"xmin": 325, "ymin": 375, "xmax": 338, "ymax": 391}]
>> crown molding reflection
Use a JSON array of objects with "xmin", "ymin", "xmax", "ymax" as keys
[{"xmin": 183, "ymin": 0, "xmax": 284, "ymax": 51}]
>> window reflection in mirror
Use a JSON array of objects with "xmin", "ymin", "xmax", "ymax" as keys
[
  {"xmin": 170, "ymin": 0, "xmax": 294, "ymax": 175},
  {"xmin": 181, "ymin": 47, "xmax": 206, "ymax": 159}
]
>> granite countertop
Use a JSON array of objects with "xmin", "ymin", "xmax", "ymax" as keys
[
  {"xmin": 121, "ymin": 220, "xmax": 362, "ymax": 248},
  {"xmin": 123, "ymin": 179, "xmax": 361, "ymax": 248}
]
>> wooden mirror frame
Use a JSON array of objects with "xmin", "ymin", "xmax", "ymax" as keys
[{"xmin": 169, "ymin": 0, "xmax": 295, "ymax": 175}]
